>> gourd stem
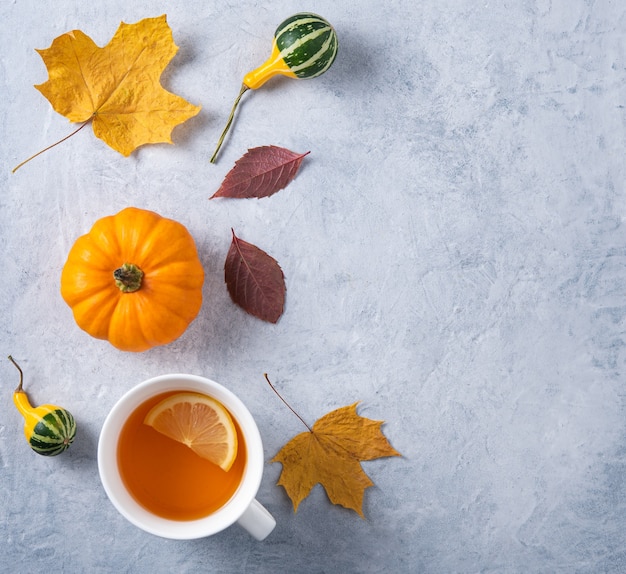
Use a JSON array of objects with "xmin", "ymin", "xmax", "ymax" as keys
[
  {"xmin": 114, "ymin": 263, "xmax": 144, "ymax": 293},
  {"xmin": 8, "ymin": 355, "xmax": 24, "ymax": 393},
  {"xmin": 210, "ymin": 84, "xmax": 249, "ymax": 164}
]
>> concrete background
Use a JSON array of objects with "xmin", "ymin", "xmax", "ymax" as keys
[{"xmin": 1, "ymin": 1, "xmax": 625, "ymax": 572}]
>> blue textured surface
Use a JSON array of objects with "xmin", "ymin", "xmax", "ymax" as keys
[{"xmin": 1, "ymin": 1, "xmax": 625, "ymax": 572}]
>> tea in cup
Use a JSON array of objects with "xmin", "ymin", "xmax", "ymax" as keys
[{"xmin": 98, "ymin": 374, "xmax": 276, "ymax": 540}]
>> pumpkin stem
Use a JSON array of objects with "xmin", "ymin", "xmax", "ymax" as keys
[
  {"xmin": 8, "ymin": 355, "xmax": 24, "ymax": 393},
  {"xmin": 114, "ymin": 263, "xmax": 144, "ymax": 293}
]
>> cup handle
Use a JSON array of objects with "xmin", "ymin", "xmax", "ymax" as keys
[{"xmin": 237, "ymin": 499, "xmax": 276, "ymax": 540}]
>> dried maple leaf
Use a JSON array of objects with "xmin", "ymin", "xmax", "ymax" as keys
[
  {"xmin": 272, "ymin": 402, "xmax": 401, "ymax": 517},
  {"xmin": 211, "ymin": 146, "xmax": 310, "ymax": 199},
  {"xmin": 224, "ymin": 230, "xmax": 286, "ymax": 323},
  {"xmin": 32, "ymin": 15, "xmax": 200, "ymax": 157}
]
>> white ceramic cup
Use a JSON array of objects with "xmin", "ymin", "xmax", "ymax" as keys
[{"xmin": 97, "ymin": 373, "xmax": 276, "ymax": 540}]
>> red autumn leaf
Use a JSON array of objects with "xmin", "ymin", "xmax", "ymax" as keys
[
  {"xmin": 224, "ymin": 230, "xmax": 286, "ymax": 323},
  {"xmin": 210, "ymin": 146, "xmax": 310, "ymax": 199}
]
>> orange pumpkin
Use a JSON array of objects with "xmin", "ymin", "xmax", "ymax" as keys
[{"xmin": 61, "ymin": 207, "xmax": 204, "ymax": 352}]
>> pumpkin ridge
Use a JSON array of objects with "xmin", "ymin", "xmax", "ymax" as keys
[
  {"xmin": 136, "ymin": 287, "xmax": 202, "ymax": 322},
  {"xmin": 142, "ymin": 265, "xmax": 205, "ymax": 290},
  {"xmin": 61, "ymin": 274, "xmax": 118, "ymax": 305},
  {"xmin": 133, "ymin": 296, "xmax": 192, "ymax": 348},
  {"xmin": 87, "ymin": 217, "xmax": 124, "ymax": 262},
  {"xmin": 107, "ymin": 294, "xmax": 153, "ymax": 351},
  {"xmin": 66, "ymin": 236, "xmax": 119, "ymax": 271},
  {"xmin": 121, "ymin": 212, "xmax": 176, "ymax": 265},
  {"xmin": 134, "ymin": 231, "xmax": 200, "ymax": 270},
  {"xmin": 71, "ymin": 294, "xmax": 120, "ymax": 339},
  {"xmin": 113, "ymin": 208, "xmax": 162, "ymax": 262}
]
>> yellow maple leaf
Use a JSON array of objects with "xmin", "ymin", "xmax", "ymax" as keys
[
  {"xmin": 33, "ymin": 14, "xmax": 200, "ymax": 157},
  {"xmin": 272, "ymin": 403, "xmax": 401, "ymax": 517}
]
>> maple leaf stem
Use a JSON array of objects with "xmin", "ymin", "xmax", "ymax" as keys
[
  {"xmin": 12, "ymin": 120, "xmax": 91, "ymax": 173},
  {"xmin": 210, "ymin": 84, "xmax": 249, "ymax": 164},
  {"xmin": 264, "ymin": 373, "xmax": 313, "ymax": 433}
]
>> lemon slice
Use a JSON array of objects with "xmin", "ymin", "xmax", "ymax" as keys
[{"xmin": 144, "ymin": 392, "xmax": 238, "ymax": 471}]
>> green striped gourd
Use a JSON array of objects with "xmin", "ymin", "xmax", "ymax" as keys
[
  {"xmin": 210, "ymin": 13, "xmax": 338, "ymax": 163},
  {"xmin": 9, "ymin": 356, "xmax": 76, "ymax": 456},
  {"xmin": 243, "ymin": 13, "xmax": 338, "ymax": 89}
]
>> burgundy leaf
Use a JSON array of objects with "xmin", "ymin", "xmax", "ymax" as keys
[
  {"xmin": 211, "ymin": 145, "xmax": 310, "ymax": 199},
  {"xmin": 224, "ymin": 229, "xmax": 286, "ymax": 323}
]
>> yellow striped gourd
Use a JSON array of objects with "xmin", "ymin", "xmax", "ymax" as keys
[{"xmin": 9, "ymin": 356, "xmax": 76, "ymax": 456}]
